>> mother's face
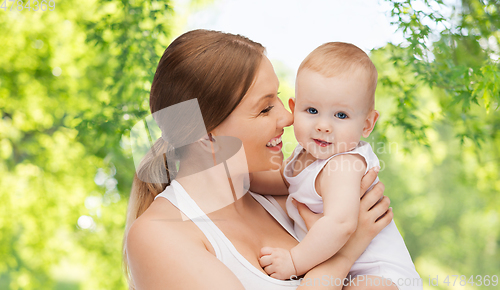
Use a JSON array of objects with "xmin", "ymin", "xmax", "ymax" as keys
[{"xmin": 213, "ymin": 56, "xmax": 293, "ymax": 173}]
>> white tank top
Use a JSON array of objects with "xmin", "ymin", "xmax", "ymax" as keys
[{"xmin": 154, "ymin": 180, "xmax": 300, "ymax": 290}]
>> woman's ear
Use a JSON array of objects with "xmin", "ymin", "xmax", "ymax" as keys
[
  {"xmin": 288, "ymin": 98, "xmax": 296, "ymax": 114},
  {"xmin": 362, "ymin": 110, "xmax": 380, "ymax": 138}
]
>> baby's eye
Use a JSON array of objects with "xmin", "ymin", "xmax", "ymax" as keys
[
  {"xmin": 307, "ymin": 108, "xmax": 318, "ymax": 114},
  {"xmin": 335, "ymin": 112, "xmax": 348, "ymax": 119}
]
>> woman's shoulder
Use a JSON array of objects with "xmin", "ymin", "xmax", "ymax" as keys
[
  {"xmin": 128, "ymin": 200, "xmax": 178, "ymax": 242},
  {"xmin": 125, "ymin": 198, "xmax": 244, "ymax": 289},
  {"xmin": 126, "ymin": 197, "xmax": 207, "ymax": 254}
]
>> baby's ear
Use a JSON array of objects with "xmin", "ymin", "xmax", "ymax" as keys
[
  {"xmin": 362, "ymin": 110, "xmax": 380, "ymax": 138},
  {"xmin": 288, "ymin": 98, "xmax": 296, "ymax": 114}
]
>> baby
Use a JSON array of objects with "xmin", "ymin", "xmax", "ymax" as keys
[{"xmin": 251, "ymin": 43, "xmax": 421, "ymax": 289}]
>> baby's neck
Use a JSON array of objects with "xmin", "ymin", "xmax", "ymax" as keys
[
  {"xmin": 290, "ymin": 148, "xmax": 319, "ymax": 177},
  {"xmin": 291, "ymin": 141, "xmax": 361, "ymax": 176}
]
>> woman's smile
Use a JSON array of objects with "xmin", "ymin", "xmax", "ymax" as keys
[{"xmin": 266, "ymin": 133, "xmax": 283, "ymax": 151}]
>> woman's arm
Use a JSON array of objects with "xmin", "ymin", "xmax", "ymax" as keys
[
  {"xmin": 295, "ymin": 168, "xmax": 392, "ymax": 289},
  {"xmin": 249, "ymin": 169, "xmax": 289, "ymax": 195},
  {"xmin": 126, "ymin": 218, "xmax": 245, "ymax": 290}
]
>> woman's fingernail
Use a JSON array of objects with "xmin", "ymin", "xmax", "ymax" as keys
[{"xmin": 373, "ymin": 166, "xmax": 380, "ymax": 173}]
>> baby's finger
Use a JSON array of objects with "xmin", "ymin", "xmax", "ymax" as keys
[
  {"xmin": 360, "ymin": 166, "xmax": 380, "ymax": 196},
  {"xmin": 260, "ymin": 247, "xmax": 274, "ymax": 257},
  {"xmin": 264, "ymin": 264, "xmax": 275, "ymax": 275},
  {"xmin": 259, "ymin": 255, "xmax": 273, "ymax": 268}
]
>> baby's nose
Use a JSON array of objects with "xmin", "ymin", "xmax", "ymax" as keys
[{"xmin": 315, "ymin": 124, "xmax": 332, "ymax": 133}]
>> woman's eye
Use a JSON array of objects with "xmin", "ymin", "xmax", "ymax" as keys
[
  {"xmin": 307, "ymin": 108, "xmax": 318, "ymax": 114},
  {"xmin": 335, "ymin": 112, "xmax": 348, "ymax": 119},
  {"xmin": 260, "ymin": 105, "xmax": 274, "ymax": 114}
]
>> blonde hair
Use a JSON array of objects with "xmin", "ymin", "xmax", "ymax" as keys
[
  {"xmin": 122, "ymin": 29, "xmax": 265, "ymax": 289},
  {"xmin": 298, "ymin": 42, "xmax": 378, "ymax": 109}
]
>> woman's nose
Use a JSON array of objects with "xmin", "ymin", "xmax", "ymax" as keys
[{"xmin": 277, "ymin": 100, "xmax": 293, "ymax": 129}]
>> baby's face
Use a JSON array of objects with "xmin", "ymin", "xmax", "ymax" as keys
[{"xmin": 292, "ymin": 68, "xmax": 374, "ymax": 159}]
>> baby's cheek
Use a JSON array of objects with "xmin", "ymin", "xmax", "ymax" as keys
[
  {"xmin": 347, "ymin": 129, "xmax": 362, "ymax": 147},
  {"xmin": 293, "ymin": 117, "xmax": 310, "ymax": 139},
  {"xmin": 333, "ymin": 128, "xmax": 355, "ymax": 150}
]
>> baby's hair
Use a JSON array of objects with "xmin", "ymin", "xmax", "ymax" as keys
[{"xmin": 298, "ymin": 42, "xmax": 378, "ymax": 110}]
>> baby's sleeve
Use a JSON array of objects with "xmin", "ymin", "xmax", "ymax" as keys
[
  {"xmin": 347, "ymin": 141, "xmax": 380, "ymax": 192},
  {"xmin": 337, "ymin": 140, "xmax": 380, "ymax": 175}
]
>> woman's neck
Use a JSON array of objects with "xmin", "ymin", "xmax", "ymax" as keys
[{"xmin": 175, "ymin": 160, "xmax": 250, "ymax": 216}]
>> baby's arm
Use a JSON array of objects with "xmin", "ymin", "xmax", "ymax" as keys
[
  {"xmin": 249, "ymin": 154, "xmax": 292, "ymax": 196},
  {"xmin": 259, "ymin": 154, "xmax": 366, "ymax": 279}
]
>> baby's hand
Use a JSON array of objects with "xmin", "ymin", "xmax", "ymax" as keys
[{"xmin": 259, "ymin": 247, "xmax": 296, "ymax": 280}]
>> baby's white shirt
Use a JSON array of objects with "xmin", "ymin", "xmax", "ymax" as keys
[
  {"xmin": 283, "ymin": 141, "xmax": 422, "ymax": 290},
  {"xmin": 284, "ymin": 140, "xmax": 379, "ymax": 240}
]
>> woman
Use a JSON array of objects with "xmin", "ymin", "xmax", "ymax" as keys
[{"xmin": 123, "ymin": 29, "xmax": 393, "ymax": 290}]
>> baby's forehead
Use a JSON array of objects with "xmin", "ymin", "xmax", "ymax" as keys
[
  {"xmin": 295, "ymin": 70, "xmax": 374, "ymax": 112},
  {"xmin": 297, "ymin": 64, "xmax": 371, "ymax": 81},
  {"xmin": 314, "ymin": 94, "xmax": 373, "ymax": 112}
]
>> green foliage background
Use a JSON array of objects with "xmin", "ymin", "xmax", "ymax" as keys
[{"xmin": 0, "ymin": 0, "xmax": 498, "ymax": 289}]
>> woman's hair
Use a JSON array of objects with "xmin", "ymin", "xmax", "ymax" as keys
[{"xmin": 122, "ymin": 29, "xmax": 265, "ymax": 288}]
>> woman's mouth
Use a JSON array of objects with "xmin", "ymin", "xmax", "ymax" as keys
[
  {"xmin": 313, "ymin": 139, "xmax": 332, "ymax": 147},
  {"xmin": 266, "ymin": 135, "xmax": 283, "ymax": 151}
]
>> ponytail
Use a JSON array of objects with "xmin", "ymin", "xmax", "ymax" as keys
[{"xmin": 122, "ymin": 137, "xmax": 177, "ymax": 289}]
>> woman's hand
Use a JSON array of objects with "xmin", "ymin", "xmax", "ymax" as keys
[{"xmin": 292, "ymin": 167, "xmax": 392, "ymax": 263}]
